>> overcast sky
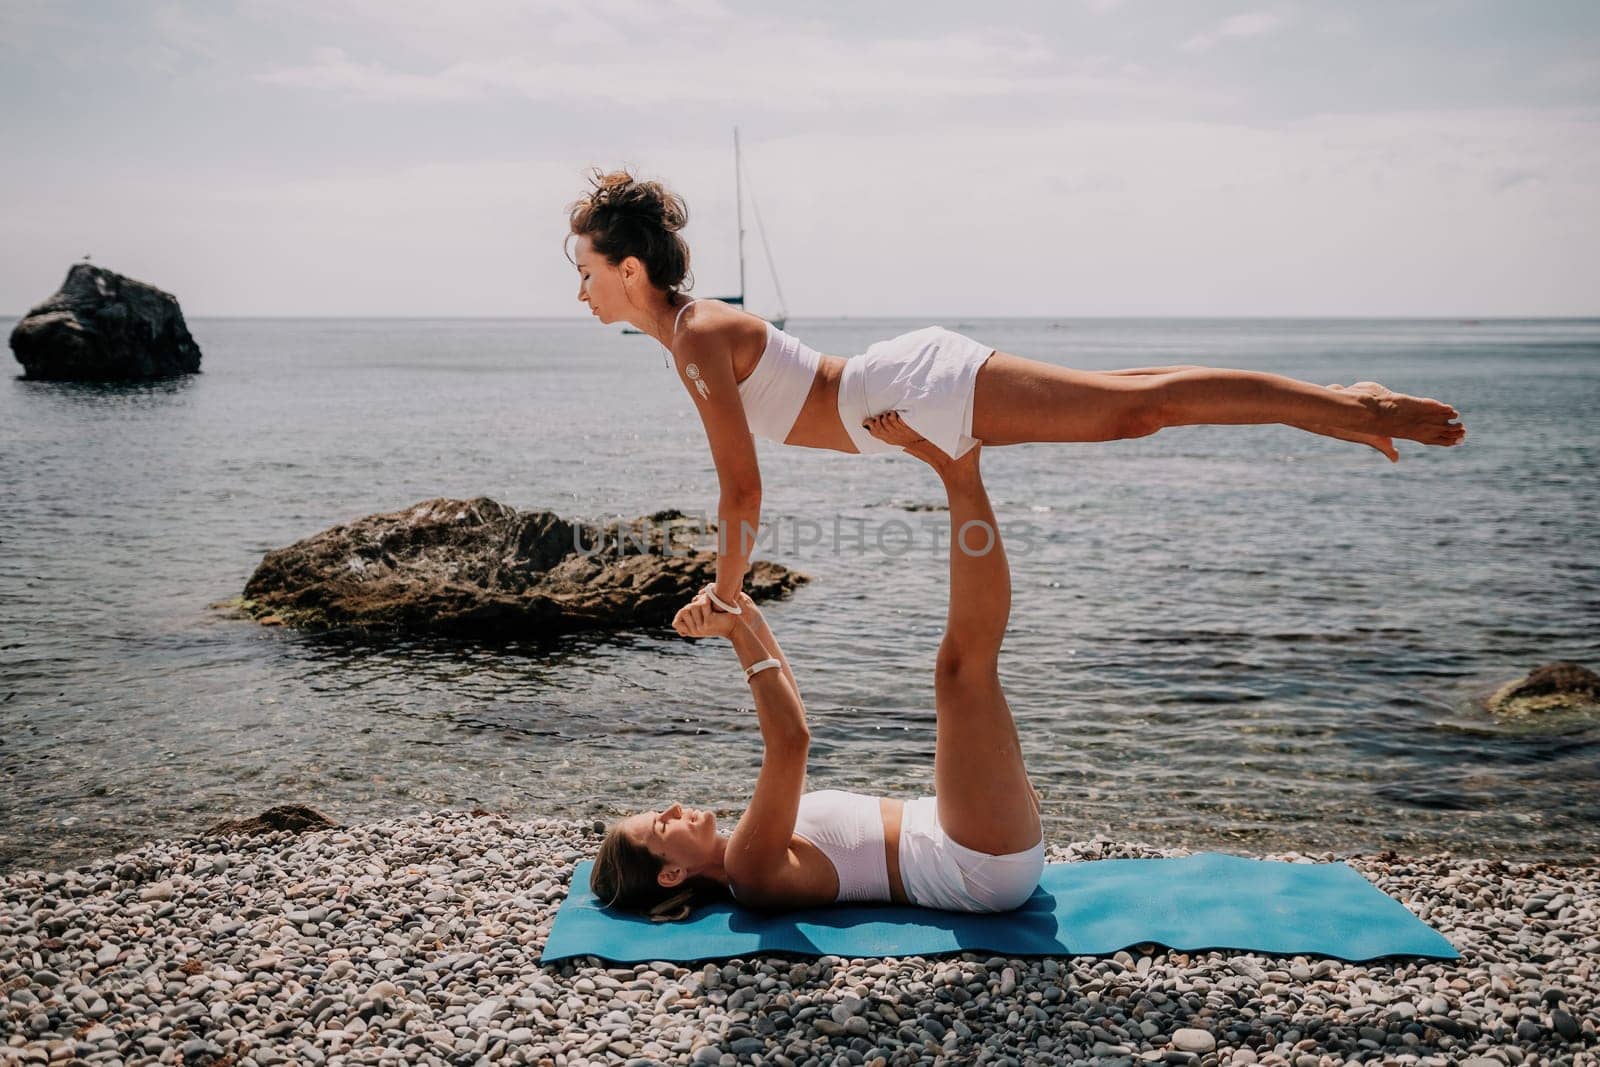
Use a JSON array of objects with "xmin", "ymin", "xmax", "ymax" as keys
[{"xmin": 2, "ymin": 0, "xmax": 1597, "ymax": 317}]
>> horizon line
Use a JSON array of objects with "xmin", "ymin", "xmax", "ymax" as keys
[{"xmin": 4, "ymin": 313, "xmax": 1598, "ymax": 322}]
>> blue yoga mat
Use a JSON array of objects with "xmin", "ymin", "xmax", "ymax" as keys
[{"xmin": 542, "ymin": 852, "xmax": 1457, "ymax": 965}]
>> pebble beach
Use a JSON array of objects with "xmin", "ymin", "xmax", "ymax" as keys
[{"xmin": 4, "ymin": 811, "xmax": 1596, "ymax": 1067}]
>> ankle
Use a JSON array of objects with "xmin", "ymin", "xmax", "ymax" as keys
[{"xmin": 1355, "ymin": 391, "xmax": 1386, "ymax": 429}]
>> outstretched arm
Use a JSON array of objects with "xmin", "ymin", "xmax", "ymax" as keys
[
  {"xmin": 673, "ymin": 593, "xmax": 810, "ymax": 890},
  {"xmin": 721, "ymin": 589, "xmax": 802, "ymax": 703},
  {"xmin": 673, "ymin": 327, "xmax": 762, "ymax": 604},
  {"xmin": 673, "ymin": 595, "xmax": 809, "ymax": 749}
]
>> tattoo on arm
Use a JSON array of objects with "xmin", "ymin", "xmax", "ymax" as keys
[{"xmin": 685, "ymin": 363, "xmax": 710, "ymax": 399}]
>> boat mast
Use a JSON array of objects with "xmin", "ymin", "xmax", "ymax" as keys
[
  {"xmin": 747, "ymin": 165, "xmax": 788, "ymax": 322},
  {"xmin": 734, "ymin": 126, "xmax": 746, "ymax": 305}
]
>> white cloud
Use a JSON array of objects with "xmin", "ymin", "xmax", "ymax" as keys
[
  {"xmin": 1182, "ymin": 11, "xmax": 1284, "ymax": 53},
  {"xmin": 0, "ymin": 0, "xmax": 66, "ymax": 50},
  {"xmin": 7, "ymin": 107, "xmax": 1592, "ymax": 317},
  {"xmin": 4, "ymin": 2, "xmax": 1598, "ymax": 317},
  {"xmin": 1539, "ymin": 57, "xmax": 1600, "ymax": 92},
  {"xmin": 256, "ymin": 26, "xmax": 1214, "ymax": 113},
  {"xmin": 243, "ymin": 0, "xmax": 722, "ymax": 58},
  {"xmin": 259, "ymin": 46, "xmax": 482, "ymax": 100}
]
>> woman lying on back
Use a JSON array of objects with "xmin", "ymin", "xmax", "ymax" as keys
[{"xmin": 591, "ymin": 414, "xmax": 1051, "ymax": 920}]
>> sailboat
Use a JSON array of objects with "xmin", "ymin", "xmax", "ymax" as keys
[{"xmin": 622, "ymin": 127, "xmax": 787, "ymax": 333}]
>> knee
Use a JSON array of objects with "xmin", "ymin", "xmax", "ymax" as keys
[
  {"xmin": 934, "ymin": 642, "xmax": 967, "ymax": 687},
  {"xmin": 1117, "ymin": 380, "xmax": 1172, "ymax": 439},
  {"xmin": 935, "ymin": 638, "xmax": 997, "ymax": 691}
]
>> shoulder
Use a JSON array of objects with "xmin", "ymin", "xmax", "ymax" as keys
[
  {"xmin": 670, "ymin": 316, "xmax": 731, "ymax": 366},
  {"xmin": 671, "ymin": 302, "xmax": 762, "ymax": 363},
  {"xmin": 728, "ymin": 850, "xmax": 833, "ymax": 911},
  {"xmin": 727, "ymin": 874, "xmax": 782, "ymax": 910},
  {"xmin": 725, "ymin": 849, "xmax": 789, "ymax": 908}
]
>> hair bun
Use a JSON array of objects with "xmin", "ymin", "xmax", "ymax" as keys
[
  {"xmin": 585, "ymin": 169, "xmax": 687, "ymax": 233},
  {"xmin": 568, "ymin": 167, "xmax": 694, "ymax": 294}
]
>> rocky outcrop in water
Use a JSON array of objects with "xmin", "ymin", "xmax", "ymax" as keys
[
  {"xmin": 1487, "ymin": 662, "xmax": 1600, "ymax": 716},
  {"xmin": 233, "ymin": 497, "xmax": 807, "ymax": 638},
  {"xmin": 9, "ymin": 263, "xmax": 201, "ymax": 380}
]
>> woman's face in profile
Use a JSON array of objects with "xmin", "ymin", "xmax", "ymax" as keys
[
  {"xmin": 624, "ymin": 802, "xmax": 718, "ymax": 885},
  {"xmin": 574, "ymin": 234, "xmax": 624, "ymax": 323}
]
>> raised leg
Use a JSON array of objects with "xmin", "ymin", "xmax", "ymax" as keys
[
  {"xmin": 863, "ymin": 413, "xmax": 1042, "ymax": 857},
  {"xmin": 1102, "ymin": 365, "xmax": 1206, "ymax": 375},
  {"xmin": 969, "ymin": 352, "xmax": 1466, "ymax": 460},
  {"xmin": 1103, "ymin": 372, "xmax": 1415, "ymax": 461}
]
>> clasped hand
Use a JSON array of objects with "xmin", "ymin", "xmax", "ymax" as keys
[{"xmin": 671, "ymin": 585, "xmax": 757, "ymax": 639}]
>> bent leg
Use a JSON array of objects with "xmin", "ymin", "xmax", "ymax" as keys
[
  {"xmin": 934, "ymin": 663, "xmax": 1042, "ymax": 856},
  {"xmin": 862, "ymin": 414, "xmax": 1041, "ymax": 856}
]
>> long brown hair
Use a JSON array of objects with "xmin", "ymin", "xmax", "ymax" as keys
[
  {"xmin": 590, "ymin": 819, "xmax": 732, "ymax": 922},
  {"xmin": 566, "ymin": 168, "xmax": 693, "ymax": 298}
]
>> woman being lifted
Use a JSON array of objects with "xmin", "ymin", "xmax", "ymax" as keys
[{"xmin": 568, "ymin": 169, "xmax": 1465, "ymax": 615}]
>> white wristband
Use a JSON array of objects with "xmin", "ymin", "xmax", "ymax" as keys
[
  {"xmin": 706, "ymin": 588, "xmax": 743, "ymax": 615},
  {"xmin": 744, "ymin": 658, "xmax": 781, "ymax": 680}
]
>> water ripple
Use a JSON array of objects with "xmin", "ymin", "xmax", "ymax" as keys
[{"xmin": 2, "ymin": 317, "xmax": 1598, "ymax": 872}]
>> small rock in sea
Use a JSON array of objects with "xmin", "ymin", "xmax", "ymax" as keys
[
  {"xmin": 204, "ymin": 804, "xmax": 338, "ymax": 838},
  {"xmin": 233, "ymin": 498, "xmax": 808, "ymax": 638},
  {"xmin": 1487, "ymin": 661, "xmax": 1600, "ymax": 715},
  {"xmin": 9, "ymin": 263, "xmax": 201, "ymax": 380}
]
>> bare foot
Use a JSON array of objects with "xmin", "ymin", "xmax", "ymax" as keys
[
  {"xmin": 863, "ymin": 412, "xmax": 979, "ymax": 476},
  {"xmin": 1334, "ymin": 381, "xmax": 1467, "ymax": 449},
  {"xmin": 1307, "ymin": 390, "xmax": 1400, "ymax": 463}
]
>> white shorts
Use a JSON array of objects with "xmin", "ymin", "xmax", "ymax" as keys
[
  {"xmin": 837, "ymin": 327, "xmax": 996, "ymax": 461},
  {"xmin": 897, "ymin": 796, "xmax": 1044, "ymax": 913}
]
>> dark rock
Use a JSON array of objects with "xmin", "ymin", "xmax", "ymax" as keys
[
  {"xmin": 231, "ymin": 497, "xmax": 808, "ymax": 638},
  {"xmin": 9, "ymin": 263, "xmax": 201, "ymax": 380},
  {"xmin": 204, "ymin": 804, "xmax": 338, "ymax": 838},
  {"xmin": 1488, "ymin": 662, "xmax": 1600, "ymax": 715}
]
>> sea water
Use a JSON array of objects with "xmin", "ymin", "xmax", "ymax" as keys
[{"xmin": 2, "ymin": 316, "xmax": 1596, "ymax": 873}]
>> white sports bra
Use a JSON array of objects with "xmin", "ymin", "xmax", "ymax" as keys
[
  {"xmin": 673, "ymin": 300, "xmax": 821, "ymax": 443},
  {"xmin": 728, "ymin": 789, "xmax": 891, "ymax": 904}
]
